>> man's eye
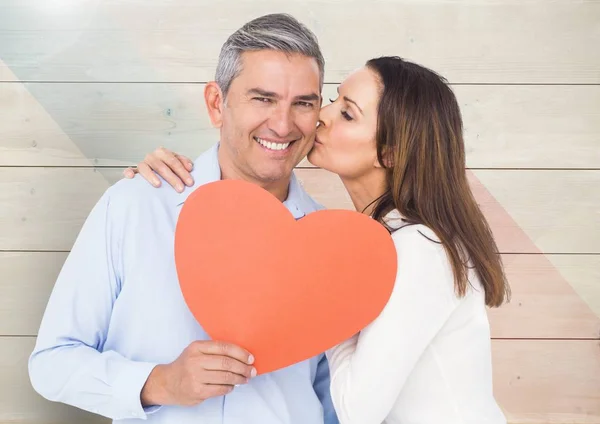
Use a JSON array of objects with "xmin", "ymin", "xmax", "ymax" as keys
[
  {"xmin": 253, "ymin": 97, "xmax": 272, "ymax": 103},
  {"xmin": 297, "ymin": 101, "xmax": 314, "ymax": 108}
]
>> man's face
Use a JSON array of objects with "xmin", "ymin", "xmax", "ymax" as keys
[{"xmin": 218, "ymin": 50, "xmax": 321, "ymax": 184}]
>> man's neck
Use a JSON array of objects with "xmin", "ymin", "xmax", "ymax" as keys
[{"xmin": 218, "ymin": 150, "xmax": 290, "ymax": 202}]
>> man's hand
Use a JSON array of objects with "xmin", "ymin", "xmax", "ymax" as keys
[{"xmin": 141, "ymin": 340, "xmax": 256, "ymax": 407}]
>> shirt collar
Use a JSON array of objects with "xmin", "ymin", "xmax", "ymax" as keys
[
  {"xmin": 382, "ymin": 208, "xmax": 405, "ymax": 230},
  {"xmin": 174, "ymin": 143, "xmax": 312, "ymax": 219},
  {"xmin": 282, "ymin": 173, "xmax": 308, "ymax": 219}
]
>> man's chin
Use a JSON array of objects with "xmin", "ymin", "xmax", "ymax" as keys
[{"xmin": 254, "ymin": 167, "xmax": 294, "ymax": 184}]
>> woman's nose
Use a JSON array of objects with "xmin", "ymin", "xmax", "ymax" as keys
[{"xmin": 318, "ymin": 103, "xmax": 333, "ymax": 127}]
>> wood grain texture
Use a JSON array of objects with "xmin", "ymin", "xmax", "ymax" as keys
[
  {"xmin": 1, "ymin": 167, "xmax": 598, "ymax": 253},
  {"xmin": 472, "ymin": 170, "xmax": 600, "ymax": 254},
  {"xmin": 0, "ymin": 167, "xmax": 121, "ymax": 251},
  {"xmin": 2, "ymin": 82, "xmax": 599, "ymax": 168},
  {"xmin": 546, "ymin": 255, "xmax": 600, "ymax": 318},
  {"xmin": 1, "ymin": 337, "xmax": 598, "ymax": 423},
  {"xmin": 0, "ymin": 80, "xmax": 214, "ymax": 167},
  {"xmin": 296, "ymin": 169, "xmax": 600, "ymax": 254},
  {"xmin": 2, "ymin": 252, "xmax": 598, "ymax": 338},
  {"xmin": 0, "ymin": 0, "xmax": 598, "ymax": 83},
  {"xmin": 0, "ymin": 252, "xmax": 67, "ymax": 336},
  {"xmin": 0, "ymin": 337, "xmax": 108, "ymax": 424},
  {"xmin": 487, "ymin": 254, "xmax": 600, "ymax": 340},
  {"xmin": 492, "ymin": 340, "xmax": 600, "ymax": 424},
  {"xmin": 456, "ymin": 85, "xmax": 600, "ymax": 169}
]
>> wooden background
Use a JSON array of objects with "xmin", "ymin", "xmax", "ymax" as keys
[{"xmin": 1, "ymin": 0, "xmax": 599, "ymax": 422}]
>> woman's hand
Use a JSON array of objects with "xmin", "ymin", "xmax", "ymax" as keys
[{"xmin": 123, "ymin": 147, "xmax": 195, "ymax": 193}]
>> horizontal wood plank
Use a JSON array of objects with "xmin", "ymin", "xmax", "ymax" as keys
[
  {"xmin": 457, "ymin": 85, "xmax": 600, "ymax": 169},
  {"xmin": 0, "ymin": 337, "xmax": 108, "ymax": 423},
  {"xmin": 1, "ymin": 168, "xmax": 598, "ymax": 254},
  {"xmin": 0, "ymin": 0, "xmax": 598, "ymax": 83},
  {"xmin": 0, "ymin": 167, "xmax": 121, "ymax": 252},
  {"xmin": 492, "ymin": 340, "xmax": 600, "ymax": 424},
  {"xmin": 471, "ymin": 170, "xmax": 600, "ymax": 254},
  {"xmin": 0, "ymin": 252, "xmax": 67, "ymax": 336},
  {"xmin": 0, "ymin": 79, "xmax": 215, "ymax": 167},
  {"xmin": 298, "ymin": 169, "xmax": 600, "ymax": 254},
  {"xmin": 546, "ymin": 255, "xmax": 600, "ymax": 318},
  {"xmin": 1, "ymin": 337, "xmax": 598, "ymax": 423},
  {"xmin": 487, "ymin": 254, "xmax": 600, "ymax": 340},
  {"xmin": 2, "ymin": 252, "xmax": 598, "ymax": 339},
  {"xmin": 2, "ymin": 82, "xmax": 599, "ymax": 168}
]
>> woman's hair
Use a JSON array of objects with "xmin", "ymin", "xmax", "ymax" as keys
[{"xmin": 366, "ymin": 56, "xmax": 510, "ymax": 307}]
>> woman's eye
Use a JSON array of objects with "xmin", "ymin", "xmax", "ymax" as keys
[{"xmin": 341, "ymin": 110, "xmax": 353, "ymax": 121}]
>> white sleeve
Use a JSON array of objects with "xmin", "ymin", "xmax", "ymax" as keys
[{"xmin": 325, "ymin": 226, "xmax": 459, "ymax": 424}]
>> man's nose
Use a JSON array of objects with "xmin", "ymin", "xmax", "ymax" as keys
[{"xmin": 268, "ymin": 105, "xmax": 294, "ymax": 138}]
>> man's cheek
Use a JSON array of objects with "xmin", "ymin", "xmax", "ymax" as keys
[{"xmin": 297, "ymin": 118, "xmax": 317, "ymax": 138}]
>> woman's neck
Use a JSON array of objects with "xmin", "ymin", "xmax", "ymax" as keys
[{"xmin": 340, "ymin": 169, "xmax": 388, "ymax": 216}]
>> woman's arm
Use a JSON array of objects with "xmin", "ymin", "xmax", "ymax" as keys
[
  {"xmin": 326, "ymin": 225, "xmax": 460, "ymax": 424},
  {"xmin": 123, "ymin": 147, "xmax": 195, "ymax": 192}
]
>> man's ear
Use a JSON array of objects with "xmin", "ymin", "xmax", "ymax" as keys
[{"xmin": 204, "ymin": 81, "xmax": 225, "ymax": 128}]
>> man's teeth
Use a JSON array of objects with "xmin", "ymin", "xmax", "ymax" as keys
[{"xmin": 255, "ymin": 137, "xmax": 291, "ymax": 151}]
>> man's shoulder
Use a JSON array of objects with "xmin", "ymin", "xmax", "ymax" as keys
[
  {"xmin": 103, "ymin": 144, "xmax": 218, "ymax": 211},
  {"xmin": 103, "ymin": 174, "xmax": 182, "ymax": 212}
]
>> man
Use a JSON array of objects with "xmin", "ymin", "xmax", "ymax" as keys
[{"xmin": 29, "ymin": 13, "xmax": 338, "ymax": 424}]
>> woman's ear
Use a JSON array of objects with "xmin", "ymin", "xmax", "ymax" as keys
[
  {"xmin": 204, "ymin": 81, "xmax": 225, "ymax": 128},
  {"xmin": 374, "ymin": 146, "xmax": 394, "ymax": 168}
]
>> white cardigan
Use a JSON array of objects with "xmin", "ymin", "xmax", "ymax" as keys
[{"xmin": 326, "ymin": 211, "xmax": 507, "ymax": 424}]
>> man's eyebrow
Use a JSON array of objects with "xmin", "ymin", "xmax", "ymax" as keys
[
  {"xmin": 247, "ymin": 88, "xmax": 279, "ymax": 98},
  {"xmin": 247, "ymin": 88, "xmax": 320, "ymax": 102},
  {"xmin": 295, "ymin": 93, "xmax": 320, "ymax": 102},
  {"xmin": 337, "ymin": 86, "xmax": 363, "ymax": 114}
]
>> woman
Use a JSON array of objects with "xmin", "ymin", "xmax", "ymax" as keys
[{"xmin": 124, "ymin": 56, "xmax": 510, "ymax": 424}]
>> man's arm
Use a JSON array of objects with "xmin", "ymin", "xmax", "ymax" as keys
[
  {"xmin": 28, "ymin": 191, "xmax": 161, "ymax": 420},
  {"xmin": 28, "ymin": 189, "xmax": 256, "ymax": 419},
  {"xmin": 313, "ymin": 353, "xmax": 339, "ymax": 424}
]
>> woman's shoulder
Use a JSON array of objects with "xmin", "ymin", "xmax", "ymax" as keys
[
  {"xmin": 383, "ymin": 210, "xmax": 443, "ymax": 253},
  {"xmin": 390, "ymin": 225, "xmax": 446, "ymax": 267}
]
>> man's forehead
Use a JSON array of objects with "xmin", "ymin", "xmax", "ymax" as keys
[{"xmin": 235, "ymin": 50, "xmax": 321, "ymax": 90}]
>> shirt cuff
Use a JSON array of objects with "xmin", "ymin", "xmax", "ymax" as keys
[{"xmin": 112, "ymin": 360, "xmax": 161, "ymax": 420}]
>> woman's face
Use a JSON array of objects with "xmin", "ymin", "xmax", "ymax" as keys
[{"xmin": 307, "ymin": 66, "xmax": 382, "ymax": 179}]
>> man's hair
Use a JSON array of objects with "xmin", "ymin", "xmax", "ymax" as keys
[{"xmin": 215, "ymin": 13, "xmax": 325, "ymax": 97}]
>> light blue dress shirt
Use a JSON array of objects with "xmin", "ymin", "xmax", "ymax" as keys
[{"xmin": 29, "ymin": 143, "xmax": 339, "ymax": 424}]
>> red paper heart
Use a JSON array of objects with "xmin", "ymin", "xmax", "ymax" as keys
[{"xmin": 175, "ymin": 179, "xmax": 397, "ymax": 374}]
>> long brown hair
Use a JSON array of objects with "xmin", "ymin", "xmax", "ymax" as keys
[{"xmin": 366, "ymin": 56, "xmax": 510, "ymax": 307}]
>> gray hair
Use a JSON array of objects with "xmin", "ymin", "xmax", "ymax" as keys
[{"xmin": 215, "ymin": 13, "xmax": 325, "ymax": 98}]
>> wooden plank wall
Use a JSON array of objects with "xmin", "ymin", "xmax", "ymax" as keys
[{"xmin": 1, "ymin": 1, "xmax": 599, "ymax": 423}]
